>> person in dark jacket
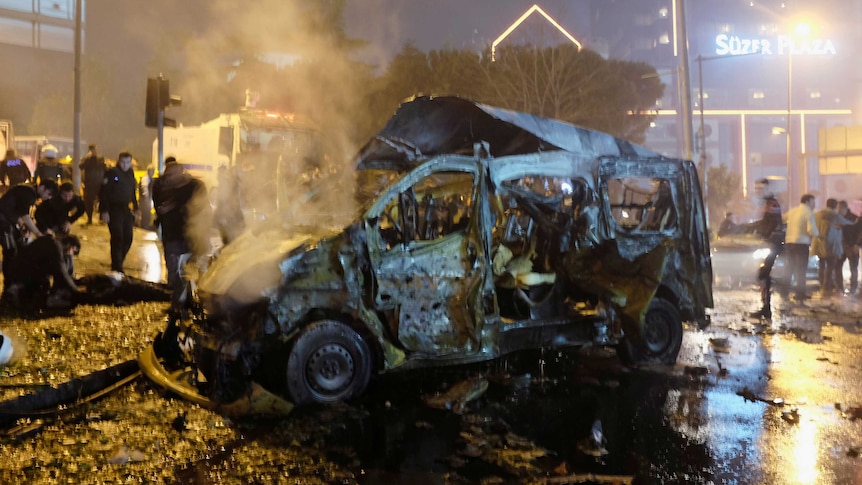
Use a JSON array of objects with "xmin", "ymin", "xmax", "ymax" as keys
[
  {"xmin": 0, "ymin": 149, "xmax": 32, "ymax": 189},
  {"xmin": 0, "ymin": 180, "xmax": 58, "ymax": 286},
  {"xmin": 839, "ymin": 203, "xmax": 862, "ymax": 295},
  {"xmin": 34, "ymin": 182, "xmax": 85, "ymax": 235},
  {"xmin": 100, "ymin": 152, "xmax": 139, "ymax": 273},
  {"xmin": 79, "ymin": 144, "xmax": 107, "ymax": 224},
  {"xmin": 1, "ymin": 235, "xmax": 80, "ymax": 311},
  {"xmin": 747, "ymin": 178, "xmax": 784, "ymax": 320},
  {"xmin": 152, "ymin": 159, "xmax": 209, "ymax": 318},
  {"xmin": 34, "ymin": 145, "xmax": 70, "ymax": 186},
  {"xmin": 717, "ymin": 212, "xmax": 737, "ymax": 238}
]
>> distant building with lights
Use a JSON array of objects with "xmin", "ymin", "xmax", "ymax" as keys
[{"xmin": 495, "ymin": 1, "xmax": 861, "ymax": 206}]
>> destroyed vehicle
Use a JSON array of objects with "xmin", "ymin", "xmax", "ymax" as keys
[{"xmin": 141, "ymin": 96, "xmax": 713, "ymax": 411}]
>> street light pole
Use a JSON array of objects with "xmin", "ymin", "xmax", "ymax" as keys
[
  {"xmin": 695, "ymin": 50, "xmax": 764, "ymax": 223},
  {"xmin": 786, "ymin": 49, "xmax": 793, "ymax": 205},
  {"xmin": 697, "ymin": 54, "xmax": 708, "ymax": 223},
  {"xmin": 676, "ymin": 0, "xmax": 694, "ymax": 160}
]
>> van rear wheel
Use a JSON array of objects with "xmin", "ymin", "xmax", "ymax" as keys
[
  {"xmin": 286, "ymin": 320, "xmax": 373, "ymax": 405},
  {"xmin": 618, "ymin": 298, "xmax": 682, "ymax": 365}
]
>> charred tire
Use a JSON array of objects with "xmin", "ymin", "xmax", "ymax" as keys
[
  {"xmin": 619, "ymin": 297, "xmax": 682, "ymax": 365},
  {"xmin": 286, "ymin": 320, "xmax": 373, "ymax": 406}
]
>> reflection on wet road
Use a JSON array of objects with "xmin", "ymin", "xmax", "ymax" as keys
[{"xmin": 343, "ymin": 289, "xmax": 862, "ymax": 484}]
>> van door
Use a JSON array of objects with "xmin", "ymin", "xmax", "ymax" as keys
[
  {"xmin": 599, "ymin": 157, "xmax": 711, "ymax": 325},
  {"xmin": 365, "ymin": 159, "xmax": 486, "ymax": 356}
]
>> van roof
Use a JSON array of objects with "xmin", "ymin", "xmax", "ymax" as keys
[{"xmin": 355, "ymin": 96, "xmax": 668, "ymax": 171}]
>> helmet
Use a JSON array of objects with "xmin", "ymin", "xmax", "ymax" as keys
[
  {"xmin": 41, "ymin": 144, "xmax": 58, "ymax": 158},
  {"xmin": 0, "ymin": 330, "xmax": 13, "ymax": 366}
]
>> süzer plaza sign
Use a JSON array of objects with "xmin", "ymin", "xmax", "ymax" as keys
[{"xmin": 715, "ymin": 34, "xmax": 837, "ymax": 56}]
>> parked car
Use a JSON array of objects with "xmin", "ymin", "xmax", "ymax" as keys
[
  {"xmin": 711, "ymin": 231, "xmax": 818, "ymax": 289},
  {"xmin": 140, "ymin": 96, "xmax": 714, "ymax": 413}
]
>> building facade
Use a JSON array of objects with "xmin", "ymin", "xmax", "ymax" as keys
[
  {"xmin": 0, "ymin": 0, "xmax": 82, "ymax": 131},
  {"xmin": 586, "ymin": 0, "xmax": 861, "ymax": 207}
]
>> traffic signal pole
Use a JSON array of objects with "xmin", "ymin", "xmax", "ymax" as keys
[
  {"xmin": 158, "ymin": 109, "xmax": 165, "ymax": 175},
  {"xmin": 145, "ymin": 74, "xmax": 181, "ymax": 175}
]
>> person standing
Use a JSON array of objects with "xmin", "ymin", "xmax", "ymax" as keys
[
  {"xmin": 152, "ymin": 160, "xmax": 209, "ymax": 319},
  {"xmin": 212, "ymin": 165, "xmax": 245, "ymax": 245},
  {"xmin": 138, "ymin": 165, "xmax": 155, "ymax": 230},
  {"xmin": 748, "ymin": 178, "xmax": 783, "ymax": 320},
  {"xmin": 718, "ymin": 211, "xmax": 737, "ymax": 237},
  {"xmin": 782, "ymin": 194, "xmax": 818, "ymax": 301},
  {"xmin": 812, "ymin": 198, "xmax": 853, "ymax": 297},
  {"xmin": 79, "ymin": 144, "xmax": 107, "ymax": 225},
  {"xmin": 838, "ymin": 202, "xmax": 862, "ymax": 295},
  {"xmin": 100, "ymin": 152, "xmax": 139, "ymax": 273},
  {"xmin": 0, "ymin": 149, "xmax": 33, "ymax": 190},
  {"xmin": 34, "ymin": 144, "xmax": 68, "ymax": 186}
]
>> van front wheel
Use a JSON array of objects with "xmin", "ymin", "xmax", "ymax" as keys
[
  {"xmin": 286, "ymin": 320, "xmax": 373, "ymax": 405},
  {"xmin": 618, "ymin": 298, "xmax": 682, "ymax": 365}
]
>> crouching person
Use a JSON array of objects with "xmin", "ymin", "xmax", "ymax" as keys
[{"xmin": 2, "ymin": 235, "xmax": 81, "ymax": 311}]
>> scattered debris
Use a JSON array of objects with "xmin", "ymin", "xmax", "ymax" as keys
[
  {"xmin": 840, "ymin": 406, "xmax": 862, "ymax": 420},
  {"xmin": 709, "ymin": 337, "xmax": 731, "ymax": 353},
  {"xmin": 577, "ymin": 419, "xmax": 609, "ymax": 458},
  {"xmin": 423, "ymin": 376, "xmax": 489, "ymax": 414},
  {"xmin": 414, "ymin": 420, "xmax": 433, "ymax": 429},
  {"xmin": 2, "ymin": 418, "xmax": 44, "ymax": 440},
  {"xmin": 684, "ymin": 366, "xmax": 709, "ymax": 377},
  {"xmin": 781, "ymin": 407, "xmax": 800, "ymax": 424},
  {"xmin": 171, "ymin": 411, "xmax": 187, "ymax": 433},
  {"xmin": 106, "ymin": 445, "xmax": 147, "ymax": 465},
  {"xmin": 736, "ymin": 386, "xmax": 785, "ymax": 406},
  {"xmin": 541, "ymin": 474, "xmax": 634, "ymax": 484}
]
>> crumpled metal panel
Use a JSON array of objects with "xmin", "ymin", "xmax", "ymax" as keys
[
  {"xmin": 373, "ymin": 232, "xmax": 481, "ymax": 354},
  {"xmin": 355, "ymin": 96, "xmax": 664, "ymax": 170}
]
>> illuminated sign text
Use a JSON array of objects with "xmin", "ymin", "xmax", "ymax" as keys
[{"xmin": 715, "ymin": 34, "xmax": 837, "ymax": 56}]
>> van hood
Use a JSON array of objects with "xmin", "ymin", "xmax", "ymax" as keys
[{"xmin": 197, "ymin": 226, "xmax": 339, "ymax": 304}]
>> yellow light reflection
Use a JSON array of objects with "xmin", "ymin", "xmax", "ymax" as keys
[
  {"xmin": 762, "ymin": 334, "xmax": 830, "ymax": 485},
  {"xmin": 138, "ymin": 232, "xmax": 165, "ymax": 283},
  {"xmin": 792, "ymin": 418, "xmax": 819, "ymax": 483}
]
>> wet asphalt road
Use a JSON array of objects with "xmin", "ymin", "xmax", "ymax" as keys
[{"xmin": 3, "ymin": 221, "xmax": 862, "ymax": 483}]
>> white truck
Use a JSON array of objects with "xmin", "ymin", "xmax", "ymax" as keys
[{"xmin": 154, "ymin": 108, "xmax": 322, "ymax": 216}]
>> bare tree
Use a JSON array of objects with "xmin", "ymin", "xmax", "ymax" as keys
[{"xmin": 476, "ymin": 44, "xmax": 663, "ymax": 143}]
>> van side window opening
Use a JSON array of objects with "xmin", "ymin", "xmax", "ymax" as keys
[
  {"xmin": 608, "ymin": 177, "xmax": 678, "ymax": 232},
  {"xmin": 491, "ymin": 176, "xmax": 586, "ymax": 276},
  {"xmin": 378, "ymin": 171, "xmax": 474, "ymax": 249}
]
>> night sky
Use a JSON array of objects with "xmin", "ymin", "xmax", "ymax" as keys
[
  {"xmin": 342, "ymin": 0, "xmax": 593, "ymax": 66},
  {"xmin": 89, "ymin": 0, "xmax": 593, "ymax": 71}
]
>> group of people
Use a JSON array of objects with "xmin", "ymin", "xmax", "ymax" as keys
[
  {"xmin": 0, "ymin": 141, "xmax": 214, "ymax": 315},
  {"xmin": 0, "ymin": 178, "xmax": 82, "ymax": 309},
  {"xmin": 85, "ymin": 152, "xmax": 212, "ymax": 319},
  {"xmin": 0, "ymin": 144, "xmax": 110, "ymax": 310},
  {"xmin": 745, "ymin": 178, "xmax": 862, "ymax": 320}
]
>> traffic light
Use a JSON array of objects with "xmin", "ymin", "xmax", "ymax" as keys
[{"xmin": 145, "ymin": 75, "xmax": 182, "ymax": 128}]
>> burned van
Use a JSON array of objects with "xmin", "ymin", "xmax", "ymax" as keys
[{"xmin": 141, "ymin": 96, "xmax": 713, "ymax": 412}]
